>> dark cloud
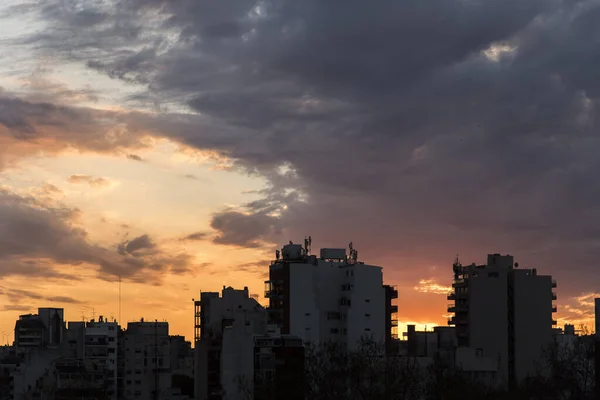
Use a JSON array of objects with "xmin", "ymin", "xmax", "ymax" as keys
[
  {"xmin": 0, "ymin": 92, "xmax": 148, "ymax": 170},
  {"xmin": 127, "ymin": 154, "xmax": 144, "ymax": 161},
  {"xmin": 236, "ymin": 259, "xmax": 272, "ymax": 276},
  {"xmin": 182, "ymin": 232, "xmax": 210, "ymax": 241},
  {"xmin": 8, "ymin": 0, "xmax": 600, "ymax": 311},
  {"xmin": 1, "ymin": 305, "xmax": 32, "ymax": 312},
  {"xmin": 210, "ymin": 209, "xmax": 281, "ymax": 248},
  {"xmin": 67, "ymin": 174, "xmax": 111, "ymax": 187},
  {"xmin": 118, "ymin": 234, "xmax": 155, "ymax": 255},
  {"xmin": 0, "ymin": 285, "xmax": 82, "ymax": 305},
  {"xmin": 0, "ymin": 187, "xmax": 195, "ymax": 283}
]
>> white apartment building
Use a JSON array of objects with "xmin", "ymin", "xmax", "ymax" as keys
[
  {"xmin": 448, "ymin": 254, "xmax": 557, "ymax": 388},
  {"xmin": 266, "ymin": 241, "xmax": 389, "ymax": 350},
  {"xmin": 194, "ymin": 286, "xmax": 266, "ymax": 400},
  {"xmin": 124, "ymin": 320, "xmax": 171, "ymax": 400}
]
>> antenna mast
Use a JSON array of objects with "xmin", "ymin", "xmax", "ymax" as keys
[{"xmin": 119, "ymin": 276, "xmax": 122, "ymax": 325}]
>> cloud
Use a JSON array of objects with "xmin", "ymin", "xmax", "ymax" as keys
[
  {"xmin": 414, "ymin": 279, "xmax": 452, "ymax": 295},
  {"xmin": 118, "ymin": 234, "xmax": 156, "ymax": 255},
  {"xmin": 127, "ymin": 154, "xmax": 144, "ymax": 162},
  {"xmin": 5, "ymin": 0, "xmax": 600, "ymax": 306},
  {"xmin": 1, "ymin": 305, "xmax": 32, "ymax": 312},
  {"xmin": 67, "ymin": 174, "xmax": 111, "ymax": 187},
  {"xmin": 0, "ymin": 92, "xmax": 150, "ymax": 172},
  {"xmin": 0, "ymin": 187, "xmax": 196, "ymax": 283},
  {"xmin": 210, "ymin": 209, "xmax": 281, "ymax": 248},
  {"xmin": 0, "ymin": 285, "xmax": 82, "ymax": 306},
  {"xmin": 181, "ymin": 232, "xmax": 210, "ymax": 241}
]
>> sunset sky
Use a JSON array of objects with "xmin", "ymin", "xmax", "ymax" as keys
[{"xmin": 1, "ymin": 0, "xmax": 600, "ymax": 343}]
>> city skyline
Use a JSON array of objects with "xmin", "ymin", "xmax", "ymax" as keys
[{"xmin": 2, "ymin": 0, "xmax": 600, "ymax": 345}]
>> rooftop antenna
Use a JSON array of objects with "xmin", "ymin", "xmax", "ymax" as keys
[
  {"xmin": 275, "ymin": 249, "xmax": 280, "ymax": 260},
  {"xmin": 453, "ymin": 254, "xmax": 460, "ymax": 267},
  {"xmin": 119, "ymin": 276, "xmax": 122, "ymax": 324},
  {"xmin": 304, "ymin": 236, "xmax": 312, "ymax": 256},
  {"xmin": 92, "ymin": 308, "xmax": 96, "ymax": 321}
]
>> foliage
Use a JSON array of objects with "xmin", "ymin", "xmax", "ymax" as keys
[{"xmin": 236, "ymin": 335, "xmax": 598, "ymax": 400}]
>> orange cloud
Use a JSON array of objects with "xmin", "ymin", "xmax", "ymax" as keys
[{"xmin": 414, "ymin": 279, "xmax": 452, "ymax": 295}]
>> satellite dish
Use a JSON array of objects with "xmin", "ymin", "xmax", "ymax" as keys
[{"xmin": 515, "ymin": 262, "xmax": 519, "ymax": 268}]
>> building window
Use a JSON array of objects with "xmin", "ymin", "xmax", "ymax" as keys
[
  {"xmin": 327, "ymin": 312, "xmax": 341, "ymax": 320},
  {"xmin": 365, "ymin": 328, "xmax": 371, "ymax": 332},
  {"xmin": 476, "ymin": 348, "xmax": 483, "ymax": 357},
  {"xmin": 305, "ymin": 313, "xmax": 310, "ymax": 316},
  {"xmin": 365, "ymin": 299, "xmax": 370, "ymax": 303},
  {"xmin": 488, "ymin": 272, "xmax": 499, "ymax": 278},
  {"xmin": 330, "ymin": 328, "xmax": 339, "ymax": 334}
]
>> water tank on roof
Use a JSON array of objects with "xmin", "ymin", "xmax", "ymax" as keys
[{"xmin": 282, "ymin": 244, "xmax": 304, "ymax": 260}]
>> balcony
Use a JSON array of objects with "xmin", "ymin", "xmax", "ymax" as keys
[
  {"xmin": 447, "ymin": 292, "xmax": 456, "ymax": 301},
  {"xmin": 391, "ymin": 320, "xmax": 398, "ymax": 327},
  {"xmin": 448, "ymin": 316, "xmax": 467, "ymax": 326},
  {"xmin": 552, "ymin": 292, "xmax": 557, "ymax": 301},
  {"xmin": 448, "ymin": 304, "xmax": 456, "ymax": 313},
  {"xmin": 552, "ymin": 279, "xmax": 557, "ymax": 288},
  {"xmin": 552, "ymin": 305, "xmax": 557, "ymax": 313},
  {"xmin": 389, "ymin": 286, "xmax": 398, "ymax": 299},
  {"xmin": 452, "ymin": 278, "xmax": 468, "ymax": 288},
  {"xmin": 390, "ymin": 305, "xmax": 398, "ymax": 313},
  {"xmin": 552, "ymin": 320, "xmax": 557, "ymax": 325},
  {"xmin": 264, "ymin": 290, "xmax": 283, "ymax": 298}
]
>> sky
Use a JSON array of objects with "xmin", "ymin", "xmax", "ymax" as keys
[{"xmin": 1, "ymin": 0, "xmax": 600, "ymax": 343}]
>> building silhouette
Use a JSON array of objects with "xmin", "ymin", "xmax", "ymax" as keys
[{"xmin": 448, "ymin": 254, "xmax": 557, "ymax": 388}]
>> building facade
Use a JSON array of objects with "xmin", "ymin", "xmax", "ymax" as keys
[
  {"xmin": 448, "ymin": 254, "xmax": 556, "ymax": 388},
  {"xmin": 123, "ymin": 320, "xmax": 171, "ymax": 400},
  {"xmin": 265, "ymin": 241, "xmax": 392, "ymax": 350},
  {"xmin": 194, "ymin": 286, "xmax": 266, "ymax": 400},
  {"xmin": 253, "ymin": 334, "xmax": 304, "ymax": 400},
  {"xmin": 14, "ymin": 308, "xmax": 66, "ymax": 349}
]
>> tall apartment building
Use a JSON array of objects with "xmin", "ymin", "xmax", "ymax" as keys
[
  {"xmin": 86, "ymin": 316, "xmax": 119, "ymax": 399},
  {"xmin": 194, "ymin": 286, "xmax": 267, "ymax": 400},
  {"xmin": 265, "ymin": 241, "xmax": 393, "ymax": 349},
  {"xmin": 64, "ymin": 317, "xmax": 119, "ymax": 399},
  {"xmin": 14, "ymin": 307, "xmax": 65, "ymax": 349},
  {"xmin": 123, "ymin": 320, "xmax": 171, "ymax": 400},
  {"xmin": 448, "ymin": 254, "xmax": 557, "ymax": 387}
]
